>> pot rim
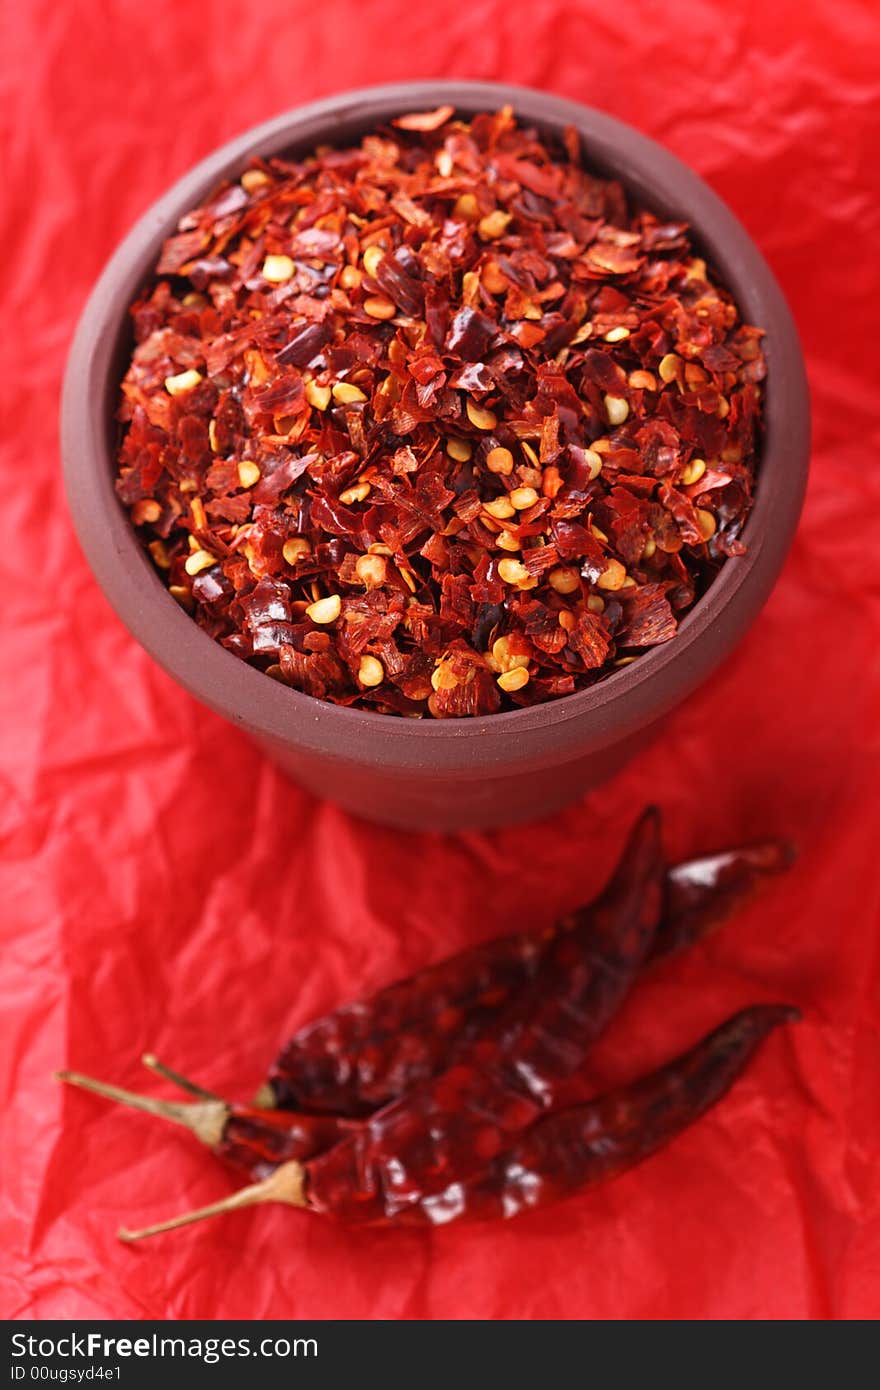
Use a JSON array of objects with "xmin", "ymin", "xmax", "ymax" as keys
[{"xmin": 61, "ymin": 80, "xmax": 809, "ymax": 773}]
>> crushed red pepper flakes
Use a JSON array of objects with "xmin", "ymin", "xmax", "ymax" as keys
[{"xmin": 115, "ymin": 107, "xmax": 766, "ymax": 718}]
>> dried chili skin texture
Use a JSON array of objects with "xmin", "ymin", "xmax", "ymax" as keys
[
  {"xmin": 398, "ymin": 1005, "xmax": 798, "ymax": 1226},
  {"xmin": 115, "ymin": 108, "xmax": 765, "ymax": 718},
  {"xmin": 267, "ymin": 922, "xmax": 554, "ymax": 1117},
  {"xmin": 302, "ymin": 808, "xmax": 665, "ymax": 1221},
  {"xmin": 112, "ymin": 1003, "xmax": 799, "ymax": 1242},
  {"xmin": 267, "ymin": 835, "xmax": 793, "ymax": 1117}
]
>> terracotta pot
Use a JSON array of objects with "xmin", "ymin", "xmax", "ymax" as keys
[{"xmin": 61, "ymin": 81, "xmax": 809, "ymax": 831}]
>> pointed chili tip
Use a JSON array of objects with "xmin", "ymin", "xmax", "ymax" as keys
[
  {"xmin": 636, "ymin": 804, "xmax": 664, "ymax": 855},
  {"xmin": 637, "ymin": 804, "xmax": 662, "ymax": 834},
  {"xmin": 613, "ymin": 804, "xmax": 663, "ymax": 860},
  {"xmin": 756, "ymin": 1002, "xmax": 801, "ymax": 1024},
  {"xmin": 773, "ymin": 1003, "xmax": 801, "ymax": 1025},
  {"xmin": 734, "ymin": 1002, "xmax": 801, "ymax": 1036},
  {"xmin": 750, "ymin": 839, "xmax": 798, "ymax": 871}
]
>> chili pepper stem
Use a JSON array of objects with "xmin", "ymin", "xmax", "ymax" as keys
[
  {"xmin": 117, "ymin": 1159, "xmax": 307, "ymax": 1242},
  {"xmin": 141, "ymin": 1054, "xmax": 221, "ymax": 1101},
  {"xmin": 56, "ymin": 1071, "xmax": 229, "ymax": 1148},
  {"xmin": 251, "ymin": 1082, "xmax": 276, "ymax": 1108}
]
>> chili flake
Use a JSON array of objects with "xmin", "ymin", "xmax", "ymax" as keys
[{"xmin": 115, "ymin": 108, "xmax": 766, "ymax": 718}]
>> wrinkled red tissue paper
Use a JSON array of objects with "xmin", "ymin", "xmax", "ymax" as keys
[{"xmin": 1, "ymin": 0, "xmax": 879, "ymax": 1322}]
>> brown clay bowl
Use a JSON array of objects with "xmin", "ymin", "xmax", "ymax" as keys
[{"xmin": 61, "ymin": 81, "xmax": 809, "ymax": 831}]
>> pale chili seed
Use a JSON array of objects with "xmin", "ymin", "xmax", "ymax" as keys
[
  {"xmin": 497, "ymin": 667, "xmax": 529, "ymax": 692},
  {"xmin": 283, "ymin": 538, "xmax": 311, "ymax": 565},
  {"xmin": 431, "ymin": 661, "xmax": 459, "ymax": 691},
  {"xmin": 484, "ymin": 497, "xmax": 516, "ymax": 520},
  {"xmin": 148, "ymin": 540, "xmax": 170, "ymax": 570},
  {"xmin": 481, "ymin": 261, "xmax": 508, "ymax": 294},
  {"xmin": 447, "ymin": 438, "xmax": 472, "ymax": 462},
  {"xmin": 306, "ymin": 595, "xmax": 342, "ymax": 624},
  {"xmin": 583, "ymin": 449, "xmax": 603, "ymax": 480},
  {"xmin": 604, "ymin": 394, "xmax": 629, "ymax": 425},
  {"xmin": 486, "ymin": 446, "xmax": 514, "ymax": 475},
  {"xmin": 628, "ymin": 369, "xmax": 657, "ymax": 391},
  {"xmin": 356, "ymin": 554, "xmax": 387, "ymax": 586},
  {"xmin": 358, "ymin": 655, "xmax": 385, "ymax": 687},
  {"xmin": 185, "ymin": 548, "xmax": 217, "ymax": 576},
  {"xmin": 332, "ymin": 382, "xmax": 368, "ymax": 404},
  {"xmin": 681, "ymin": 457, "xmax": 707, "ymax": 486},
  {"xmin": 548, "ymin": 566, "xmax": 580, "ymax": 595},
  {"xmin": 498, "ymin": 558, "xmax": 529, "ymax": 585},
  {"xmin": 164, "ymin": 369, "xmax": 202, "ymax": 396},
  {"xmin": 241, "ymin": 168, "xmax": 270, "ymax": 194},
  {"xmin": 453, "ymin": 193, "xmax": 479, "ymax": 221},
  {"xmin": 467, "ymin": 400, "xmax": 497, "ymax": 430},
  {"xmin": 363, "ymin": 295, "xmax": 396, "ymax": 320},
  {"xmin": 510, "ymin": 486, "xmax": 539, "ymax": 510},
  {"xmin": 305, "ymin": 380, "xmax": 332, "ymax": 411},
  {"xmin": 478, "ymin": 210, "xmax": 512, "ymax": 240},
  {"xmin": 262, "ymin": 255, "xmax": 295, "ymax": 283},
  {"xmin": 339, "ymin": 481, "xmax": 371, "ymax": 504},
  {"xmin": 491, "ymin": 636, "xmax": 529, "ymax": 672},
  {"xmin": 132, "ymin": 499, "xmax": 161, "ymax": 525},
  {"xmin": 362, "ymin": 245, "xmax": 385, "ymax": 278},
  {"xmin": 237, "ymin": 460, "xmax": 261, "ymax": 489},
  {"xmin": 597, "ymin": 559, "xmax": 627, "ymax": 591}
]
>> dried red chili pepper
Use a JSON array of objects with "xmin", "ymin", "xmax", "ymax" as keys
[
  {"xmin": 116, "ymin": 108, "xmax": 765, "ymax": 717},
  {"xmin": 257, "ymin": 808, "xmax": 665, "ymax": 1223},
  {"xmin": 56, "ymin": 1068, "xmax": 347, "ymax": 1181},
  {"xmin": 264, "ymin": 834, "xmax": 794, "ymax": 1116},
  {"xmin": 115, "ymin": 1005, "xmax": 797, "ymax": 1239},
  {"xmin": 57, "ymin": 826, "xmax": 794, "ymax": 1192},
  {"xmin": 394, "ymin": 1004, "xmax": 799, "ymax": 1225}
]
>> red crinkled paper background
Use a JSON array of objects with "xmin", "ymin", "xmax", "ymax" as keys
[{"xmin": 2, "ymin": 0, "xmax": 879, "ymax": 1322}]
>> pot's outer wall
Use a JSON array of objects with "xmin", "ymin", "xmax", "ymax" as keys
[
  {"xmin": 255, "ymin": 721, "xmax": 665, "ymax": 831},
  {"xmin": 61, "ymin": 81, "xmax": 810, "ymax": 829}
]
